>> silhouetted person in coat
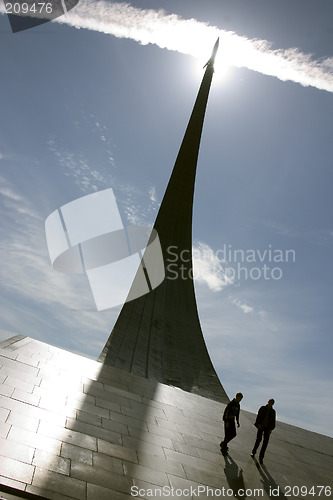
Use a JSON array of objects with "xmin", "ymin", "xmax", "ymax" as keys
[
  {"xmin": 251, "ymin": 398, "xmax": 276, "ymax": 464},
  {"xmin": 220, "ymin": 392, "xmax": 243, "ymax": 454}
]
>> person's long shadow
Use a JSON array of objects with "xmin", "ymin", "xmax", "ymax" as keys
[
  {"xmin": 253, "ymin": 458, "xmax": 286, "ymax": 498},
  {"xmin": 222, "ymin": 453, "xmax": 247, "ymax": 499}
]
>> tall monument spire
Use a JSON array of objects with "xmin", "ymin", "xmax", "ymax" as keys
[{"xmin": 99, "ymin": 39, "xmax": 228, "ymax": 403}]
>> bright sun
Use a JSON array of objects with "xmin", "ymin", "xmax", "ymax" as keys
[{"xmin": 191, "ymin": 51, "xmax": 233, "ymax": 85}]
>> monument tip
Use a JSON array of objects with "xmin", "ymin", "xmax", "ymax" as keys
[{"xmin": 203, "ymin": 37, "xmax": 220, "ymax": 69}]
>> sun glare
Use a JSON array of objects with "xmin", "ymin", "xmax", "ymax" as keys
[{"xmin": 191, "ymin": 49, "xmax": 233, "ymax": 85}]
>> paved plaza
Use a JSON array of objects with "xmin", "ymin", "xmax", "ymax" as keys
[{"xmin": 0, "ymin": 336, "xmax": 332, "ymax": 499}]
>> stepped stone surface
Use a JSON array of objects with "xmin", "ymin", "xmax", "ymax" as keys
[{"xmin": 0, "ymin": 336, "xmax": 332, "ymax": 499}]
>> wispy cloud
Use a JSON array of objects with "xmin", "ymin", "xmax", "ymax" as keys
[
  {"xmin": 230, "ymin": 297, "xmax": 254, "ymax": 314},
  {"xmin": 118, "ymin": 183, "xmax": 159, "ymax": 226},
  {"xmin": 0, "ymin": 176, "xmax": 42, "ymax": 220},
  {"xmin": 42, "ymin": 109, "xmax": 116, "ymax": 195},
  {"xmin": 0, "ymin": 176, "xmax": 116, "ymax": 356},
  {"xmin": 193, "ymin": 241, "xmax": 234, "ymax": 291},
  {"xmin": 0, "ymin": 185, "xmax": 22, "ymax": 202},
  {"xmin": 48, "ymin": 139, "xmax": 99, "ymax": 193},
  {"xmin": 148, "ymin": 186, "xmax": 158, "ymax": 206},
  {"xmin": 43, "ymin": 0, "xmax": 333, "ymax": 93}
]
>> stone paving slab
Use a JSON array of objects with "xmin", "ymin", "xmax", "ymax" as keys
[
  {"xmin": 0, "ymin": 385, "xmax": 14, "ymax": 399},
  {"xmin": 97, "ymin": 438, "xmax": 138, "ymax": 463},
  {"xmin": 31, "ymin": 468, "xmax": 86, "ymax": 500},
  {"xmin": 60, "ymin": 442, "xmax": 93, "ymax": 466},
  {"xmin": 136, "ymin": 450, "xmax": 185, "ymax": 478},
  {"xmin": 92, "ymin": 450, "xmax": 124, "ymax": 475},
  {"xmin": 6, "ymin": 409, "xmax": 39, "ymax": 433},
  {"xmin": 0, "ymin": 336, "xmax": 332, "ymax": 500},
  {"xmin": 0, "ymin": 436, "xmax": 35, "ymax": 464},
  {"xmin": 75, "ymin": 409, "xmax": 102, "ymax": 427},
  {"xmin": 0, "ymin": 421, "xmax": 10, "ymax": 439},
  {"xmin": 71, "ymin": 460, "xmax": 131, "ymax": 493},
  {"xmin": 86, "ymin": 482, "xmax": 138, "ymax": 500},
  {"xmin": 0, "ymin": 455, "xmax": 34, "ymax": 484},
  {"xmin": 8, "ymin": 425, "xmax": 62, "ymax": 456},
  {"xmin": 32, "ymin": 450, "xmax": 70, "ymax": 476},
  {"xmin": 123, "ymin": 461, "xmax": 169, "ymax": 487},
  {"xmin": 109, "ymin": 408, "xmax": 149, "ymax": 431},
  {"xmin": 0, "ymin": 474, "xmax": 26, "ymax": 492},
  {"xmin": 26, "ymin": 485, "xmax": 77, "ymax": 500},
  {"xmin": 121, "ymin": 435, "xmax": 167, "ymax": 459},
  {"xmin": 101, "ymin": 415, "xmax": 129, "ymax": 435},
  {"xmin": 128, "ymin": 424, "xmax": 174, "ymax": 449},
  {"xmin": 65, "ymin": 416, "xmax": 122, "ymax": 444}
]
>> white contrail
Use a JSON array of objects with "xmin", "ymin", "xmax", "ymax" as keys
[
  {"xmin": 2, "ymin": 0, "xmax": 333, "ymax": 92},
  {"xmin": 58, "ymin": 0, "xmax": 333, "ymax": 93}
]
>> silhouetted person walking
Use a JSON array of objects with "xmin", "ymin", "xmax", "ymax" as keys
[
  {"xmin": 220, "ymin": 392, "xmax": 243, "ymax": 454},
  {"xmin": 251, "ymin": 398, "xmax": 276, "ymax": 464}
]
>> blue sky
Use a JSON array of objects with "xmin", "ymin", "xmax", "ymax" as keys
[{"xmin": 0, "ymin": 0, "xmax": 332, "ymax": 437}]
